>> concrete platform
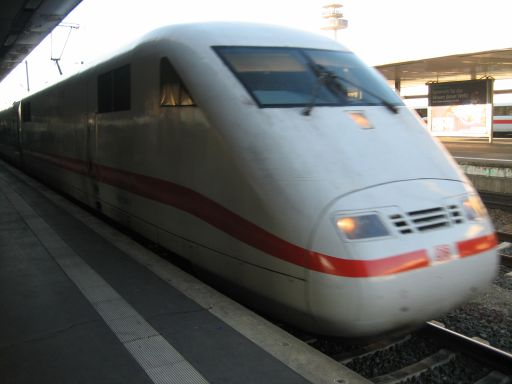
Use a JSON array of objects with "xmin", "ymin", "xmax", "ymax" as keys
[
  {"xmin": 440, "ymin": 137, "xmax": 512, "ymax": 164},
  {"xmin": 0, "ymin": 160, "xmax": 369, "ymax": 384}
]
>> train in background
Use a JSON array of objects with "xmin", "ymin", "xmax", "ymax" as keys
[
  {"xmin": 0, "ymin": 22, "xmax": 499, "ymax": 337},
  {"xmin": 415, "ymin": 103, "xmax": 512, "ymax": 135}
]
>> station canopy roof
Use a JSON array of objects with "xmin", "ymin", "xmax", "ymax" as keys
[
  {"xmin": 0, "ymin": 0, "xmax": 82, "ymax": 82},
  {"xmin": 375, "ymin": 48, "xmax": 512, "ymax": 88}
]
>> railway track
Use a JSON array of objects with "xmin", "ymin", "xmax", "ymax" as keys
[
  {"xmin": 315, "ymin": 322, "xmax": 512, "ymax": 383},
  {"xmin": 497, "ymin": 231, "xmax": 512, "ymax": 267},
  {"xmin": 421, "ymin": 321, "xmax": 512, "ymax": 379},
  {"xmin": 497, "ymin": 230, "xmax": 512, "ymax": 244},
  {"xmin": 480, "ymin": 191, "xmax": 512, "ymax": 212}
]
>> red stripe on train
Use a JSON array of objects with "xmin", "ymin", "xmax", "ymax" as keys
[
  {"xmin": 457, "ymin": 233, "xmax": 498, "ymax": 258},
  {"xmin": 23, "ymin": 150, "xmax": 497, "ymax": 277}
]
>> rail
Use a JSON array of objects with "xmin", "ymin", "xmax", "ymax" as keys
[
  {"xmin": 497, "ymin": 231, "xmax": 512, "ymax": 267},
  {"xmin": 497, "ymin": 231, "xmax": 512, "ymax": 243},
  {"xmin": 480, "ymin": 191, "xmax": 512, "ymax": 212},
  {"xmin": 422, "ymin": 321, "xmax": 512, "ymax": 376}
]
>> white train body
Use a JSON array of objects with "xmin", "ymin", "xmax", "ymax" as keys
[
  {"xmin": 0, "ymin": 23, "xmax": 499, "ymax": 336},
  {"xmin": 493, "ymin": 116, "xmax": 512, "ymax": 133}
]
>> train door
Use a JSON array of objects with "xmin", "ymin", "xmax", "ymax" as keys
[
  {"xmin": 86, "ymin": 112, "xmax": 101, "ymax": 208},
  {"xmin": 13, "ymin": 101, "xmax": 23, "ymax": 167},
  {"xmin": 86, "ymin": 113, "xmax": 96, "ymax": 173}
]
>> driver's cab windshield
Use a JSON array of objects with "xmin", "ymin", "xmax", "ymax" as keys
[{"xmin": 214, "ymin": 46, "xmax": 402, "ymax": 109}]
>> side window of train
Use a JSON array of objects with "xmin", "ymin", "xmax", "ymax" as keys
[
  {"xmin": 160, "ymin": 57, "xmax": 195, "ymax": 107},
  {"xmin": 97, "ymin": 64, "xmax": 131, "ymax": 113},
  {"xmin": 21, "ymin": 101, "xmax": 31, "ymax": 122}
]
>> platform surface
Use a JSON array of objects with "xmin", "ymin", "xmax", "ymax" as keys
[
  {"xmin": 440, "ymin": 137, "xmax": 512, "ymax": 164},
  {"xmin": 0, "ymin": 160, "xmax": 368, "ymax": 384}
]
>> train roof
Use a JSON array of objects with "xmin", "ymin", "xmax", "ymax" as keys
[
  {"xmin": 139, "ymin": 22, "xmax": 348, "ymax": 52},
  {"xmin": 2, "ymin": 22, "xmax": 351, "ymax": 108}
]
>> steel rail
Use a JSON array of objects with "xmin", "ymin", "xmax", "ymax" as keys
[
  {"xmin": 480, "ymin": 191, "xmax": 512, "ymax": 212},
  {"xmin": 422, "ymin": 321, "xmax": 512, "ymax": 376},
  {"xmin": 497, "ymin": 231, "xmax": 512, "ymax": 243},
  {"xmin": 496, "ymin": 231, "xmax": 512, "ymax": 267}
]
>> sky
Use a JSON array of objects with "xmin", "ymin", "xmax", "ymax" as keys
[{"xmin": 1, "ymin": 0, "xmax": 512, "ymax": 109}]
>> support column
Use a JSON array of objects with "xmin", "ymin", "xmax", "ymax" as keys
[{"xmin": 394, "ymin": 67, "xmax": 401, "ymax": 95}]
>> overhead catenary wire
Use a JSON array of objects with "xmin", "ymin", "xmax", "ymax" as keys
[{"xmin": 50, "ymin": 23, "xmax": 79, "ymax": 75}]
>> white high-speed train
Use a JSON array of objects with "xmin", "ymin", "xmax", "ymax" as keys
[
  {"xmin": 0, "ymin": 22, "xmax": 499, "ymax": 337},
  {"xmin": 493, "ymin": 103, "xmax": 512, "ymax": 134}
]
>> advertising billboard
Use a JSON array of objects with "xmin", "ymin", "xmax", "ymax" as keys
[{"xmin": 428, "ymin": 79, "xmax": 493, "ymax": 138}]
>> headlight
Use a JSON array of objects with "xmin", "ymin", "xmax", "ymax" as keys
[
  {"xmin": 335, "ymin": 213, "xmax": 389, "ymax": 240},
  {"xmin": 462, "ymin": 195, "xmax": 487, "ymax": 221}
]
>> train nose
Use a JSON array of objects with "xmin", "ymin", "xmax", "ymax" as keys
[{"xmin": 305, "ymin": 180, "xmax": 499, "ymax": 336}]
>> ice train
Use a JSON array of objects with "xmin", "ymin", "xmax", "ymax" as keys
[{"xmin": 0, "ymin": 22, "xmax": 499, "ymax": 337}]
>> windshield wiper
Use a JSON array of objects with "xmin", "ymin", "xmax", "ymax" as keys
[
  {"xmin": 302, "ymin": 64, "xmax": 346, "ymax": 116},
  {"xmin": 302, "ymin": 64, "xmax": 399, "ymax": 115}
]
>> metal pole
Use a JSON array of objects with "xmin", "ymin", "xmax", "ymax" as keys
[
  {"xmin": 25, "ymin": 61, "xmax": 30, "ymax": 92},
  {"xmin": 394, "ymin": 78, "xmax": 401, "ymax": 96}
]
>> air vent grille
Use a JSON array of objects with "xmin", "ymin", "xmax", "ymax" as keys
[{"xmin": 389, "ymin": 205, "xmax": 465, "ymax": 235}]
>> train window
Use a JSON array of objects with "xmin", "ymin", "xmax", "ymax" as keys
[
  {"xmin": 216, "ymin": 47, "xmax": 332, "ymax": 106},
  {"xmin": 160, "ymin": 58, "xmax": 195, "ymax": 107},
  {"xmin": 98, "ymin": 71, "xmax": 112, "ymax": 113},
  {"xmin": 97, "ymin": 64, "xmax": 131, "ymax": 113},
  {"xmin": 113, "ymin": 65, "xmax": 131, "ymax": 111},
  {"xmin": 21, "ymin": 101, "xmax": 31, "ymax": 122},
  {"xmin": 215, "ymin": 46, "xmax": 403, "ymax": 110}
]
